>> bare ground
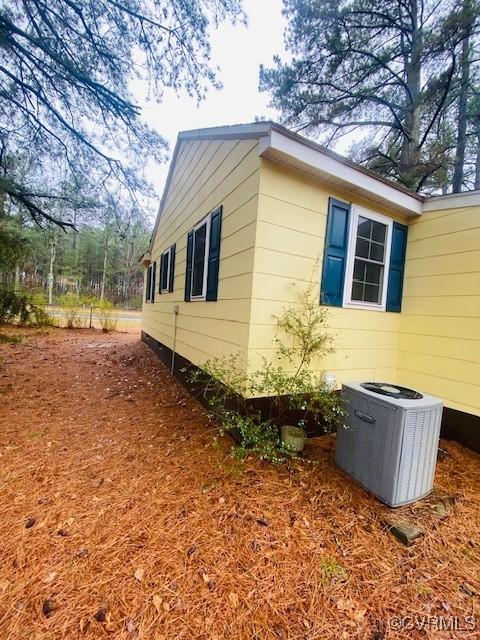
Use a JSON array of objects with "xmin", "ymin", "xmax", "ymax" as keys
[{"xmin": 0, "ymin": 327, "xmax": 479, "ymax": 639}]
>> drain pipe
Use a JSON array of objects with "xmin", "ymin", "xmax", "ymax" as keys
[{"xmin": 171, "ymin": 304, "xmax": 179, "ymax": 375}]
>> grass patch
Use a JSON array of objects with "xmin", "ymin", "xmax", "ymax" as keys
[
  {"xmin": 318, "ymin": 557, "xmax": 347, "ymax": 584},
  {"xmin": 0, "ymin": 333, "xmax": 22, "ymax": 344}
]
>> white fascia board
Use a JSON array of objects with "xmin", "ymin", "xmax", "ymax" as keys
[
  {"xmin": 423, "ymin": 190, "xmax": 480, "ymax": 211},
  {"xmin": 259, "ymin": 130, "xmax": 423, "ymax": 217}
]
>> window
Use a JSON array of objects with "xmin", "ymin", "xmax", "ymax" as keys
[
  {"xmin": 160, "ymin": 249, "xmax": 170, "ymax": 293},
  {"xmin": 185, "ymin": 206, "xmax": 223, "ymax": 303},
  {"xmin": 145, "ymin": 262, "xmax": 156, "ymax": 303},
  {"xmin": 191, "ymin": 215, "xmax": 211, "ymax": 300},
  {"xmin": 320, "ymin": 197, "xmax": 407, "ymax": 313},
  {"xmin": 344, "ymin": 208, "xmax": 392, "ymax": 310}
]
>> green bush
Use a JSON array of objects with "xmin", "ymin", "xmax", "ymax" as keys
[
  {"xmin": 97, "ymin": 299, "xmax": 118, "ymax": 332},
  {"xmin": 189, "ymin": 278, "xmax": 346, "ymax": 465},
  {"xmin": 58, "ymin": 292, "xmax": 87, "ymax": 328},
  {"xmin": 0, "ymin": 287, "xmax": 54, "ymax": 326}
]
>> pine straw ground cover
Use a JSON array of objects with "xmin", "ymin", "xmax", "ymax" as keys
[{"xmin": 0, "ymin": 327, "xmax": 479, "ymax": 640}]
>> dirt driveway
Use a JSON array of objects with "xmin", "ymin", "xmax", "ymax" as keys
[{"xmin": 0, "ymin": 328, "xmax": 479, "ymax": 639}]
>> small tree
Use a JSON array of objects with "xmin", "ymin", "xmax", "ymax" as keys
[{"xmin": 190, "ymin": 277, "xmax": 345, "ymax": 464}]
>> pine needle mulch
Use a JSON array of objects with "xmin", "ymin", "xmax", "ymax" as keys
[{"xmin": 0, "ymin": 326, "xmax": 479, "ymax": 640}]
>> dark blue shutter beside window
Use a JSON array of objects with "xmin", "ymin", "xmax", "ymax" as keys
[
  {"xmin": 145, "ymin": 266, "xmax": 151, "ymax": 303},
  {"xmin": 386, "ymin": 222, "xmax": 408, "ymax": 312},
  {"xmin": 184, "ymin": 231, "xmax": 194, "ymax": 301},
  {"xmin": 206, "ymin": 206, "xmax": 222, "ymax": 301},
  {"xmin": 169, "ymin": 244, "xmax": 176, "ymax": 293},
  {"xmin": 320, "ymin": 198, "xmax": 351, "ymax": 306},
  {"xmin": 158, "ymin": 254, "xmax": 164, "ymax": 294},
  {"xmin": 151, "ymin": 261, "xmax": 156, "ymax": 303}
]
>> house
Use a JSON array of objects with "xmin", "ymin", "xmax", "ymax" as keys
[{"xmin": 141, "ymin": 122, "xmax": 480, "ymax": 450}]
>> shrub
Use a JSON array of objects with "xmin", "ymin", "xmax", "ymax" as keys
[
  {"xmin": 98, "ymin": 299, "xmax": 118, "ymax": 332},
  {"xmin": 58, "ymin": 292, "xmax": 86, "ymax": 328},
  {"xmin": 0, "ymin": 287, "xmax": 54, "ymax": 326},
  {"xmin": 189, "ymin": 277, "xmax": 346, "ymax": 464}
]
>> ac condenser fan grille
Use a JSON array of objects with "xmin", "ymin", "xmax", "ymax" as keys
[{"xmin": 360, "ymin": 382, "xmax": 423, "ymax": 400}]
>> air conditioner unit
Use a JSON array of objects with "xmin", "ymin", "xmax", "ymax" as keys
[{"xmin": 335, "ymin": 382, "xmax": 443, "ymax": 507}]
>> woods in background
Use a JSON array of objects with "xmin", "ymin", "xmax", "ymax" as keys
[
  {"xmin": 261, "ymin": 0, "xmax": 480, "ymax": 193},
  {"xmin": 0, "ymin": 1, "xmax": 245, "ymax": 310},
  {"xmin": 0, "ymin": 211, "xmax": 150, "ymax": 308}
]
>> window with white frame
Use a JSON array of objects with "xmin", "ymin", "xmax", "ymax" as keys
[
  {"xmin": 343, "ymin": 208, "xmax": 392, "ymax": 310},
  {"xmin": 160, "ymin": 247, "xmax": 171, "ymax": 293},
  {"xmin": 191, "ymin": 214, "xmax": 210, "ymax": 300}
]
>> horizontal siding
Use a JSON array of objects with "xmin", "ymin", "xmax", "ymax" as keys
[
  {"xmin": 247, "ymin": 160, "xmax": 406, "ymax": 387},
  {"xmin": 142, "ymin": 137, "xmax": 261, "ymax": 369},
  {"xmin": 398, "ymin": 206, "xmax": 480, "ymax": 416}
]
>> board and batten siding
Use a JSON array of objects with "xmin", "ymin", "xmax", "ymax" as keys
[
  {"xmin": 246, "ymin": 159, "xmax": 408, "ymax": 384},
  {"xmin": 142, "ymin": 137, "xmax": 261, "ymax": 368},
  {"xmin": 397, "ymin": 204, "xmax": 480, "ymax": 416}
]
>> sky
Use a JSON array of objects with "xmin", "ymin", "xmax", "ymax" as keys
[{"xmin": 138, "ymin": 0, "xmax": 287, "ymax": 202}]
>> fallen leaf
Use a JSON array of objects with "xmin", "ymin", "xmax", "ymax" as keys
[
  {"xmin": 187, "ymin": 544, "xmax": 197, "ymax": 557},
  {"xmin": 94, "ymin": 606, "xmax": 108, "ymax": 622},
  {"xmin": 126, "ymin": 618, "xmax": 136, "ymax": 633},
  {"xmin": 152, "ymin": 594, "xmax": 162, "ymax": 613},
  {"xmin": 43, "ymin": 571, "xmax": 57, "ymax": 584},
  {"xmin": 42, "ymin": 598, "xmax": 56, "ymax": 617},
  {"xmin": 79, "ymin": 617, "xmax": 90, "ymax": 633},
  {"xmin": 228, "ymin": 592, "xmax": 239, "ymax": 608},
  {"xmin": 25, "ymin": 517, "xmax": 36, "ymax": 529},
  {"xmin": 202, "ymin": 573, "xmax": 210, "ymax": 583},
  {"xmin": 134, "ymin": 568, "xmax": 144, "ymax": 582}
]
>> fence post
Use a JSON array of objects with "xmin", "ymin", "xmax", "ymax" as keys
[{"xmin": 89, "ymin": 305, "xmax": 93, "ymax": 329}]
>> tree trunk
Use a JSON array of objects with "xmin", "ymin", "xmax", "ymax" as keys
[
  {"xmin": 399, "ymin": 0, "xmax": 422, "ymax": 190},
  {"xmin": 475, "ymin": 133, "xmax": 480, "ymax": 190},
  {"xmin": 100, "ymin": 231, "xmax": 109, "ymax": 301},
  {"xmin": 47, "ymin": 233, "xmax": 56, "ymax": 305},
  {"xmin": 14, "ymin": 264, "xmax": 20, "ymax": 291},
  {"xmin": 452, "ymin": 0, "xmax": 473, "ymax": 193}
]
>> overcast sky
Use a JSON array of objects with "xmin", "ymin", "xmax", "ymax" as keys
[{"xmin": 139, "ymin": 0, "xmax": 287, "ymax": 203}]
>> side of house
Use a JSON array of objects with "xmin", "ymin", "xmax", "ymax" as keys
[
  {"xmin": 142, "ymin": 123, "xmax": 480, "ymax": 440},
  {"xmin": 142, "ymin": 131, "xmax": 262, "ymax": 370},
  {"xmin": 246, "ymin": 158, "xmax": 409, "ymax": 383},
  {"xmin": 397, "ymin": 194, "xmax": 480, "ymax": 418}
]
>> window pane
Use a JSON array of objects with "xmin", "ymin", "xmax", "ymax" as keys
[
  {"xmin": 351, "ymin": 280, "xmax": 364, "ymax": 301},
  {"xmin": 353, "ymin": 259, "xmax": 366, "ymax": 281},
  {"xmin": 372, "ymin": 221, "xmax": 386, "ymax": 243},
  {"xmin": 369, "ymin": 241, "xmax": 385, "ymax": 262},
  {"xmin": 192, "ymin": 223, "xmax": 207, "ymax": 296},
  {"xmin": 364, "ymin": 284, "xmax": 380, "ymax": 303},
  {"xmin": 355, "ymin": 237, "xmax": 369, "ymax": 259},
  {"xmin": 357, "ymin": 216, "xmax": 372, "ymax": 239},
  {"xmin": 365, "ymin": 262, "xmax": 382, "ymax": 285}
]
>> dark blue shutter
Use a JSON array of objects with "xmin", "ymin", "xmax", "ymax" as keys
[
  {"xmin": 159, "ymin": 254, "xmax": 164, "ymax": 294},
  {"xmin": 320, "ymin": 198, "xmax": 351, "ymax": 306},
  {"xmin": 145, "ymin": 266, "xmax": 151, "ymax": 302},
  {"xmin": 151, "ymin": 261, "xmax": 156, "ymax": 303},
  {"xmin": 386, "ymin": 222, "xmax": 408, "ymax": 312},
  {"xmin": 206, "ymin": 206, "xmax": 222, "ymax": 301},
  {"xmin": 184, "ymin": 231, "xmax": 194, "ymax": 301},
  {"xmin": 169, "ymin": 244, "xmax": 176, "ymax": 293}
]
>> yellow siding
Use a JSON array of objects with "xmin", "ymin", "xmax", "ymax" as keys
[
  {"xmin": 145, "ymin": 141, "xmax": 480, "ymax": 418},
  {"xmin": 398, "ymin": 206, "xmax": 480, "ymax": 416},
  {"xmin": 142, "ymin": 137, "xmax": 261, "ymax": 369},
  {"xmin": 247, "ymin": 160, "xmax": 406, "ymax": 385}
]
